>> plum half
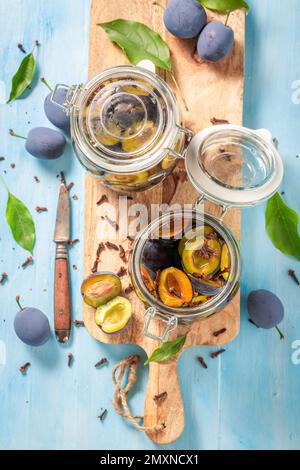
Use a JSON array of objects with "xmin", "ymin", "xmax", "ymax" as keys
[
  {"xmin": 81, "ymin": 272, "xmax": 121, "ymax": 308},
  {"xmin": 95, "ymin": 296, "xmax": 132, "ymax": 334},
  {"xmin": 158, "ymin": 267, "xmax": 193, "ymax": 307}
]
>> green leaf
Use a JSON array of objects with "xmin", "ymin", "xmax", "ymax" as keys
[
  {"xmin": 6, "ymin": 193, "xmax": 35, "ymax": 254},
  {"xmin": 145, "ymin": 335, "xmax": 187, "ymax": 365},
  {"xmin": 98, "ymin": 19, "xmax": 171, "ymax": 71},
  {"xmin": 265, "ymin": 192, "xmax": 300, "ymax": 260},
  {"xmin": 199, "ymin": 0, "xmax": 250, "ymax": 14},
  {"xmin": 7, "ymin": 52, "xmax": 36, "ymax": 104}
]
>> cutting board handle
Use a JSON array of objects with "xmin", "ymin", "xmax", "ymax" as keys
[{"xmin": 144, "ymin": 359, "xmax": 184, "ymax": 444}]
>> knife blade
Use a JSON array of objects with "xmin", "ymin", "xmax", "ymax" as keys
[
  {"xmin": 54, "ymin": 183, "xmax": 70, "ymax": 242},
  {"xmin": 53, "ymin": 181, "xmax": 71, "ymax": 343}
]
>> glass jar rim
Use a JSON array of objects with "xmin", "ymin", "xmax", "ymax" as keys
[
  {"xmin": 71, "ymin": 65, "xmax": 181, "ymax": 174},
  {"xmin": 185, "ymin": 125, "xmax": 284, "ymax": 208},
  {"xmin": 130, "ymin": 209, "xmax": 241, "ymax": 321}
]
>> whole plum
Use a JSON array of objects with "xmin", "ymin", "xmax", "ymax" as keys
[
  {"xmin": 164, "ymin": 0, "xmax": 207, "ymax": 39},
  {"xmin": 14, "ymin": 298, "xmax": 51, "ymax": 347},
  {"xmin": 44, "ymin": 88, "xmax": 70, "ymax": 134},
  {"xmin": 197, "ymin": 21, "xmax": 234, "ymax": 62},
  {"xmin": 10, "ymin": 127, "xmax": 66, "ymax": 160},
  {"xmin": 247, "ymin": 290, "xmax": 285, "ymax": 340}
]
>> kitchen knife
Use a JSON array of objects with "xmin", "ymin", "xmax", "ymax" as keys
[{"xmin": 53, "ymin": 180, "xmax": 71, "ymax": 343}]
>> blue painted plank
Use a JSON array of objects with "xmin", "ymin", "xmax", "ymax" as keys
[{"xmin": 0, "ymin": 0, "xmax": 299, "ymax": 451}]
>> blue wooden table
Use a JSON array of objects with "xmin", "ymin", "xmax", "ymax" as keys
[{"xmin": 0, "ymin": 0, "xmax": 300, "ymax": 451}]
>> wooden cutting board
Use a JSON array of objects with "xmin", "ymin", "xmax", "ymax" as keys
[{"xmin": 83, "ymin": 0, "xmax": 245, "ymax": 444}]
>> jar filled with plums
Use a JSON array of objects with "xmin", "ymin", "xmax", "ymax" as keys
[
  {"xmin": 129, "ymin": 125, "xmax": 284, "ymax": 341},
  {"xmin": 52, "ymin": 65, "xmax": 191, "ymax": 192}
]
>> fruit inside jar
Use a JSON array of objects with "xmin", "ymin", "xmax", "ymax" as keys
[
  {"xmin": 140, "ymin": 213, "xmax": 231, "ymax": 308},
  {"xmin": 78, "ymin": 71, "xmax": 184, "ymax": 190}
]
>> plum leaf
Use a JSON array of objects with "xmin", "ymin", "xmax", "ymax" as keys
[
  {"xmin": 144, "ymin": 334, "xmax": 187, "ymax": 365},
  {"xmin": 199, "ymin": 0, "xmax": 250, "ymax": 14},
  {"xmin": 98, "ymin": 19, "xmax": 171, "ymax": 71},
  {"xmin": 6, "ymin": 193, "xmax": 35, "ymax": 254},
  {"xmin": 7, "ymin": 52, "xmax": 36, "ymax": 104},
  {"xmin": 265, "ymin": 192, "xmax": 300, "ymax": 260}
]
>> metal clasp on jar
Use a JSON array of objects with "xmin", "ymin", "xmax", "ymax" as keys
[
  {"xmin": 164, "ymin": 125, "xmax": 193, "ymax": 160},
  {"xmin": 50, "ymin": 84, "xmax": 83, "ymax": 116},
  {"xmin": 194, "ymin": 194, "xmax": 230, "ymax": 220},
  {"xmin": 143, "ymin": 307, "xmax": 178, "ymax": 342}
]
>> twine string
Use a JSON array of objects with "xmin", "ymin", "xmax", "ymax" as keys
[{"xmin": 112, "ymin": 354, "xmax": 165, "ymax": 434}]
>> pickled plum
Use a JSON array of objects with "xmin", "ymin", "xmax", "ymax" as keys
[
  {"xmin": 142, "ymin": 239, "xmax": 175, "ymax": 271},
  {"xmin": 81, "ymin": 272, "xmax": 121, "ymax": 308},
  {"xmin": 158, "ymin": 267, "xmax": 193, "ymax": 307},
  {"xmin": 141, "ymin": 221, "xmax": 231, "ymax": 304}
]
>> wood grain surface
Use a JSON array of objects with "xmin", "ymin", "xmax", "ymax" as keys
[{"xmin": 83, "ymin": 0, "xmax": 245, "ymax": 444}]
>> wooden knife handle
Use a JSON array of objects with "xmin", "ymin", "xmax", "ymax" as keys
[{"xmin": 54, "ymin": 243, "xmax": 71, "ymax": 343}]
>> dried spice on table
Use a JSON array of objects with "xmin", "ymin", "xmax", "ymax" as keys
[
  {"xmin": 0, "ymin": 273, "xmax": 8, "ymax": 285},
  {"xmin": 105, "ymin": 241, "xmax": 119, "ymax": 251},
  {"xmin": 94, "ymin": 357, "xmax": 108, "ymax": 368},
  {"xmin": 73, "ymin": 319, "xmax": 85, "ymax": 327},
  {"xmin": 288, "ymin": 269, "xmax": 300, "ymax": 286},
  {"xmin": 91, "ymin": 242, "xmax": 105, "ymax": 273},
  {"xmin": 96, "ymin": 194, "xmax": 108, "ymax": 206},
  {"xmin": 153, "ymin": 391, "xmax": 168, "ymax": 403},
  {"xmin": 67, "ymin": 353, "xmax": 74, "ymax": 367},
  {"xmin": 21, "ymin": 256, "xmax": 33, "ymax": 268},
  {"xmin": 213, "ymin": 328, "xmax": 227, "ymax": 337},
  {"xmin": 211, "ymin": 349, "xmax": 226, "ymax": 359},
  {"xmin": 68, "ymin": 239, "xmax": 80, "ymax": 246},
  {"xmin": 19, "ymin": 362, "xmax": 31, "ymax": 374},
  {"xmin": 197, "ymin": 356, "xmax": 208, "ymax": 369},
  {"xmin": 35, "ymin": 206, "xmax": 48, "ymax": 213}
]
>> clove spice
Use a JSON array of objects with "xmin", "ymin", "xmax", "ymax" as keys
[
  {"xmin": 67, "ymin": 353, "xmax": 73, "ymax": 367},
  {"xmin": 213, "ymin": 328, "xmax": 227, "ymax": 337},
  {"xmin": 66, "ymin": 182, "xmax": 74, "ymax": 192},
  {"xmin": 19, "ymin": 362, "xmax": 31, "ymax": 374},
  {"xmin": 117, "ymin": 266, "xmax": 127, "ymax": 277},
  {"xmin": 0, "ymin": 273, "xmax": 8, "ymax": 285},
  {"xmin": 21, "ymin": 256, "xmax": 33, "ymax": 268},
  {"xmin": 97, "ymin": 409, "xmax": 107, "ymax": 421},
  {"xmin": 153, "ymin": 391, "xmax": 168, "ymax": 403},
  {"xmin": 211, "ymin": 349, "xmax": 226, "ymax": 359},
  {"xmin": 60, "ymin": 171, "xmax": 66, "ymax": 186},
  {"xmin": 72, "ymin": 194, "xmax": 78, "ymax": 201},
  {"xmin": 105, "ymin": 241, "xmax": 119, "ymax": 251},
  {"xmin": 96, "ymin": 194, "xmax": 108, "ymax": 206},
  {"xmin": 210, "ymin": 117, "xmax": 230, "ymax": 125},
  {"xmin": 124, "ymin": 285, "xmax": 134, "ymax": 295},
  {"xmin": 68, "ymin": 239, "xmax": 80, "ymax": 246},
  {"xmin": 35, "ymin": 206, "xmax": 48, "ymax": 213},
  {"xmin": 104, "ymin": 215, "xmax": 119, "ymax": 231},
  {"xmin": 288, "ymin": 269, "xmax": 300, "ymax": 286},
  {"xmin": 34, "ymin": 175, "xmax": 40, "ymax": 183},
  {"xmin": 17, "ymin": 43, "xmax": 26, "ymax": 53},
  {"xmin": 0, "ymin": 156, "xmax": 5, "ymax": 162},
  {"xmin": 119, "ymin": 245, "xmax": 127, "ymax": 262},
  {"xmin": 73, "ymin": 319, "xmax": 85, "ymax": 327},
  {"xmin": 94, "ymin": 358, "xmax": 108, "ymax": 368},
  {"xmin": 91, "ymin": 242, "xmax": 105, "ymax": 273},
  {"xmin": 197, "ymin": 356, "xmax": 208, "ymax": 369}
]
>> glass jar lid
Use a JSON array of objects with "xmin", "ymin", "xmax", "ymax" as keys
[
  {"xmin": 185, "ymin": 125, "xmax": 284, "ymax": 208},
  {"xmin": 74, "ymin": 66, "xmax": 180, "ymax": 173}
]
